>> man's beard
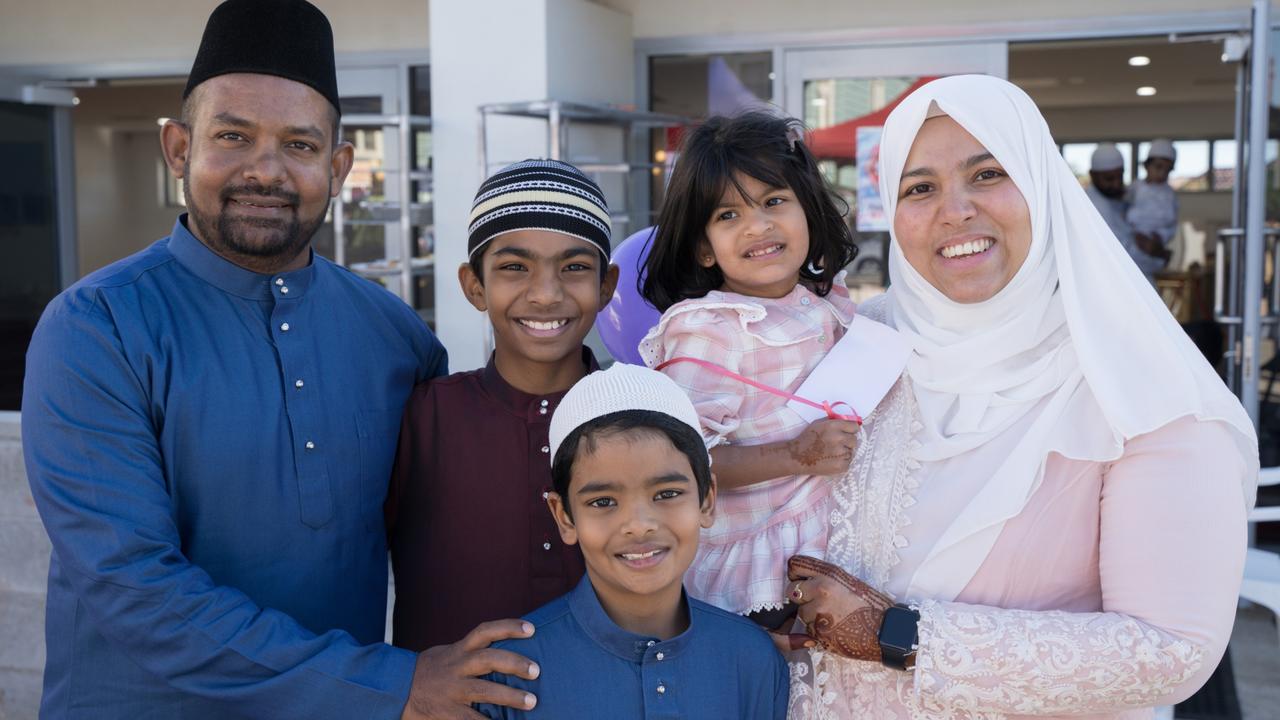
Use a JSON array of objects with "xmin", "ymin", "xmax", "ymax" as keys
[
  {"xmin": 1096, "ymin": 184, "xmax": 1126, "ymax": 200},
  {"xmin": 183, "ymin": 165, "xmax": 327, "ymax": 264}
]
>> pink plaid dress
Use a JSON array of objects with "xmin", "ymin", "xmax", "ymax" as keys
[{"xmin": 639, "ymin": 280, "xmax": 857, "ymax": 615}]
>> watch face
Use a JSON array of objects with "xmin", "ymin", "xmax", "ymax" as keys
[{"xmin": 880, "ymin": 606, "xmax": 919, "ymax": 650}]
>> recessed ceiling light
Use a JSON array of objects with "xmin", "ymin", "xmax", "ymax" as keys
[
  {"xmin": 1129, "ymin": 55, "xmax": 1151, "ymax": 67},
  {"xmin": 1136, "ymin": 86, "xmax": 1157, "ymax": 96}
]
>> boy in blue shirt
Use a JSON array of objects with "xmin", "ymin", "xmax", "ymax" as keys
[{"xmin": 477, "ymin": 363, "xmax": 789, "ymax": 718}]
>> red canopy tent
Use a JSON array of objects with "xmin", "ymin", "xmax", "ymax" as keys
[{"xmin": 805, "ymin": 77, "xmax": 938, "ymax": 162}]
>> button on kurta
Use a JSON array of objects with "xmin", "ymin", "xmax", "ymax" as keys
[
  {"xmin": 305, "ymin": 441, "xmax": 315, "ymax": 450},
  {"xmin": 295, "ymin": 379, "xmax": 305, "ymax": 389},
  {"xmin": 280, "ymin": 322, "xmax": 290, "ymax": 332},
  {"xmin": 541, "ymin": 445, "xmax": 549, "ymax": 454},
  {"xmin": 801, "ymin": 296, "xmax": 811, "ymax": 305},
  {"xmin": 656, "ymin": 652, "xmax": 665, "ymax": 661},
  {"xmin": 274, "ymin": 278, "xmax": 284, "ymax": 286},
  {"xmin": 542, "ymin": 542, "xmax": 552, "ymax": 550},
  {"xmin": 280, "ymin": 286, "xmax": 289, "ymax": 294},
  {"xmin": 656, "ymin": 684, "xmax": 666, "ymax": 694}
]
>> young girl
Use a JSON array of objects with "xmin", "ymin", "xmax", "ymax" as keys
[{"xmin": 639, "ymin": 111, "xmax": 861, "ymax": 619}]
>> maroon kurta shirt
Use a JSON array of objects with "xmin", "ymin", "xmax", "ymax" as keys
[{"xmin": 385, "ymin": 350, "xmax": 595, "ymax": 650}]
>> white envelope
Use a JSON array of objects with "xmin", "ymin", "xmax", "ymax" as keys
[{"xmin": 786, "ymin": 315, "xmax": 911, "ymax": 423}]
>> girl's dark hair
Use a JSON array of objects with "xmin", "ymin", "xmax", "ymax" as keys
[
  {"xmin": 641, "ymin": 111, "xmax": 857, "ymax": 312},
  {"xmin": 551, "ymin": 409, "xmax": 712, "ymax": 520}
]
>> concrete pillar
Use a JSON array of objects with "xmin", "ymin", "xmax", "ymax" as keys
[
  {"xmin": 0, "ymin": 412, "xmax": 49, "ymax": 719},
  {"xmin": 429, "ymin": 0, "xmax": 634, "ymax": 371}
]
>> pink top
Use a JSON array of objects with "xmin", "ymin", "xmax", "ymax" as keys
[
  {"xmin": 640, "ymin": 280, "xmax": 858, "ymax": 615},
  {"xmin": 790, "ymin": 383, "xmax": 1250, "ymax": 719}
]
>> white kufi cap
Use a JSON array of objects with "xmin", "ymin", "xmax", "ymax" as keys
[
  {"xmin": 548, "ymin": 363, "xmax": 704, "ymax": 465},
  {"xmin": 1090, "ymin": 143, "xmax": 1125, "ymax": 172},
  {"xmin": 1146, "ymin": 138, "xmax": 1176, "ymax": 162}
]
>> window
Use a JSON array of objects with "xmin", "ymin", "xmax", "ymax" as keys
[{"xmin": 1060, "ymin": 139, "xmax": 1268, "ymax": 193}]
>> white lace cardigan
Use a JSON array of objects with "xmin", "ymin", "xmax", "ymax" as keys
[{"xmin": 788, "ymin": 296, "xmax": 1250, "ymax": 720}]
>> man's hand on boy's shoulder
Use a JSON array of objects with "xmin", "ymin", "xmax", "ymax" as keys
[{"xmin": 401, "ymin": 619, "xmax": 541, "ymax": 720}]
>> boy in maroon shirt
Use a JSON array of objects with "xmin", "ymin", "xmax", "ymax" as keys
[{"xmin": 386, "ymin": 159, "xmax": 619, "ymax": 650}]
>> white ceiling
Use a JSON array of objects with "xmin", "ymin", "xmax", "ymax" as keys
[{"xmin": 1009, "ymin": 35, "xmax": 1238, "ymax": 109}]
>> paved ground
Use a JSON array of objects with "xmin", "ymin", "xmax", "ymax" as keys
[{"xmin": 1229, "ymin": 603, "xmax": 1280, "ymax": 720}]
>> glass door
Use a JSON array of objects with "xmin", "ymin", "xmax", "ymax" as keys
[
  {"xmin": 783, "ymin": 43, "xmax": 1007, "ymax": 298},
  {"xmin": 0, "ymin": 83, "xmax": 76, "ymax": 411},
  {"xmin": 1215, "ymin": 1, "xmax": 1278, "ymax": 435},
  {"xmin": 325, "ymin": 65, "xmax": 434, "ymax": 325}
]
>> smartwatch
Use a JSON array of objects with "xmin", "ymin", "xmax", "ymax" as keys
[{"xmin": 877, "ymin": 603, "xmax": 920, "ymax": 671}]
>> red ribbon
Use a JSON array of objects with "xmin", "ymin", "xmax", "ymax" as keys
[{"xmin": 655, "ymin": 356, "xmax": 862, "ymax": 425}]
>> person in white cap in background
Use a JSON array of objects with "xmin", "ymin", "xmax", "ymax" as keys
[
  {"xmin": 1086, "ymin": 142, "xmax": 1168, "ymax": 284},
  {"xmin": 1127, "ymin": 139, "xmax": 1180, "ymax": 280}
]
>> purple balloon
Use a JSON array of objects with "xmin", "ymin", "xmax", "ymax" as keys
[{"xmin": 597, "ymin": 227, "xmax": 662, "ymax": 365}]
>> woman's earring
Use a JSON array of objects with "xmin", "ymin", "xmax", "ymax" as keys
[{"xmin": 806, "ymin": 261, "xmax": 824, "ymax": 276}]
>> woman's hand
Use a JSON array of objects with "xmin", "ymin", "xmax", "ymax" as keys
[
  {"xmin": 785, "ymin": 418, "xmax": 860, "ymax": 476},
  {"xmin": 787, "ymin": 555, "xmax": 893, "ymax": 662}
]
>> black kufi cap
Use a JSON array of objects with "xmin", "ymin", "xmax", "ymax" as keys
[{"xmin": 184, "ymin": 0, "xmax": 340, "ymax": 112}]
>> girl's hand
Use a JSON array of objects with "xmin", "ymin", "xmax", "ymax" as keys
[
  {"xmin": 786, "ymin": 418, "xmax": 860, "ymax": 476},
  {"xmin": 787, "ymin": 555, "xmax": 893, "ymax": 663}
]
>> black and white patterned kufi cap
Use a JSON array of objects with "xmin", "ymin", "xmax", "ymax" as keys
[{"xmin": 468, "ymin": 159, "xmax": 611, "ymax": 260}]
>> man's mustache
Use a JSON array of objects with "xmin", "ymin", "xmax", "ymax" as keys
[{"xmin": 220, "ymin": 185, "xmax": 301, "ymax": 207}]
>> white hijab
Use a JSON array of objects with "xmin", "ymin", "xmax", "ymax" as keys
[{"xmin": 875, "ymin": 75, "xmax": 1258, "ymax": 600}]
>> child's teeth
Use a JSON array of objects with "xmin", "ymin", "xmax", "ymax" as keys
[
  {"xmin": 523, "ymin": 319, "xmax": 566, "ymax": 330},
  {"xmin": 622, "ymin": 549, "xmax": 660, "ymax": 560}
]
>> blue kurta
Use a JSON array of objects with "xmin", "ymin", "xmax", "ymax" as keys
[
  {"xmin": 22, "ymin": 216, "xmax": 447, "ymax": 719},
  {"xmin": 476, "ymin": 575, "xmax": 789, "ymax": 719}
]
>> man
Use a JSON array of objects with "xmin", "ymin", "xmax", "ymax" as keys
[
  {"xmin": 22, "ymin": 2, "xmax": 536, "ymax": 718},
  {"xmin": 1085, "ymin": 142, "xmax": 1168, "ymax": 285}
]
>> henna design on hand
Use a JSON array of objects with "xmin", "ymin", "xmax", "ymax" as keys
[
  {"xmin": 788, "ymin": 432, "xmax": 851, "ymax": 469},
  {"xmin": 790, "ymin": 555, "xmax": 893, "ymax": 662}
]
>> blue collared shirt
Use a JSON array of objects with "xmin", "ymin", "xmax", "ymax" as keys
[
  {"xmin": 22, "ymin": 216, "xmax": 446, "ymax": 719},
  {"xmin": 476, "ymin": 576, "xmax": 788, "ymax": 719}
]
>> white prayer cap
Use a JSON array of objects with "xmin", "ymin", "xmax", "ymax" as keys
[
  {"xmin": 548, "ymin": 363, "xmax": 703, "ymax": 464},
  {"xmin": 1146, "ymin": 139, "xmax": 1176, "ymax": 162},
  {"xmin": 1090, "ymin": 143, "xmax": 1125, "ymax": 172}
]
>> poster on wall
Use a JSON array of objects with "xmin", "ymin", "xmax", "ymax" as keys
[{"xmin": 856, "ymin": 126, "xmax": 887, "ymax": 232}]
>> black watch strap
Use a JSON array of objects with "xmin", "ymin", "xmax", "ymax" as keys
[{"xmin": 877, "ymin": 603, "xmax": 920, "ymax": 671}]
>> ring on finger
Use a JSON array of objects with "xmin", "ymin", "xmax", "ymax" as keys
[{"xmin": 790, "ymin": 582, "xmax": 804, "ymax": 602}]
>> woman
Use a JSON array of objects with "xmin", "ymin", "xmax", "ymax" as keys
[{"xmin": 785, "ymin": 75, "xmax": 1258, "ymax": 719}]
